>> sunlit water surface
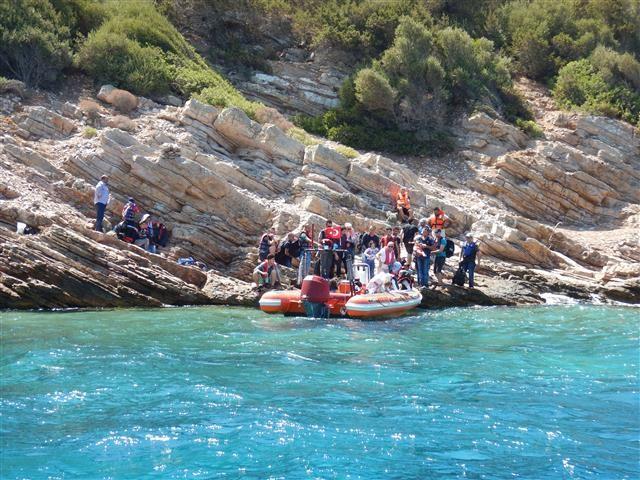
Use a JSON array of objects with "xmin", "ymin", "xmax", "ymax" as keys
[{"xmin": 1, "ymin": 306, "xmax": 638, "ymax": 479}]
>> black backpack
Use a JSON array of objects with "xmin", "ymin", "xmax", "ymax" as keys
[
  {"xmin": 452, "ymin": 264, "xmax": 466, "ymax": 286},
  {"xmin": 445, "ymin": 238, "xmax": 455, "ymax": 258}
]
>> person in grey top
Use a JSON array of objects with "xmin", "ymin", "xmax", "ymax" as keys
[{"xmin": 94, "ymin": 175, "xmax": 110, "ymax": 232}]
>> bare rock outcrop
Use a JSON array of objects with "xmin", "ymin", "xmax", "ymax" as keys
[{"xmin": 1, "ymin": 78, "xmax": 638, "ymax": 308}]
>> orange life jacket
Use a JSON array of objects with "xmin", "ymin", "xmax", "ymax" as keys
[
  {"xmin": 429, "ymin": 212, "xmax": 446, "ymax": 230},
  {"xmin": 396, "ymin": 191, "xmax": 410, "ymax": 208}
]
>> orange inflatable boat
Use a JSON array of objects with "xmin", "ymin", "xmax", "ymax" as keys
[{"xmin": 259, "ymin": 275, "xmax": 422, "ymax": 319}]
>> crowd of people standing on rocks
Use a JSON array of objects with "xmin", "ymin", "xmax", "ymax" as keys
[{"xmin": 253, "ymin": 189, "xmax": 481, "ymax": 292}]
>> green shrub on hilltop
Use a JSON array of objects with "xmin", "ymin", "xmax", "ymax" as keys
[
  {"xmin": 0, "ymin": 0, "xmax": 73, "ymax": 86},
  {"xmin": 554, "ymin": 47, "xmax": 640, "ymax": 125},
  {"xmin": 73, "ymin": 0, "xmax": 258, "ymax": 113},
  {"xmin": 298, "ymin": 17, "xmax": 513, "ymax": 155},
  {"xmin": 51, "ymin": 0, "xmax": 107, "ymax": 37},
  {"xmin": 257, "ymin": 0, "xmax": 433, "ymax": 57},
  {"xmin": 76, "ymin": 30, "xmax": 172, "ymax": 96},
  {"xmin": 1, "ymin": 0, "xmax": 258, "ymax": 115},
  {"xmin": 499, "ymin": 0, "xmax": 638, "ymax": 80}
]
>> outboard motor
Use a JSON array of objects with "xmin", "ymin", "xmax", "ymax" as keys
[{"xmin": 301, "ymin": 275, "xmax": 330, "ymax": 318}]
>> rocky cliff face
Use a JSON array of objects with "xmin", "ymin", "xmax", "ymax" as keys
[{"xmin": 1, "ymin": 77, "xmax": 638, "ymax": 309}]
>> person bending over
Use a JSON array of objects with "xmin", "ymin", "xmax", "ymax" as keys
[{"xmin": 366, "ymin": 272, "xmax": 393, "ymax": 294}]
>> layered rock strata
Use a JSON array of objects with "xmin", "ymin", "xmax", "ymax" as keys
[{"xmin": 0, "ymin": 79, "xmax": 638, "ymax": 309}]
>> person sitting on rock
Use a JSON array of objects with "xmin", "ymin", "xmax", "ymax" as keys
[
  {"xmin": 152, "ymin": 221, "xmax": 169, "ymax": 249},
  {"xmin": 259, "ymin": 228, "xmax": 276, "ymax": 261},
  {"xmin": 428, "ymin": 207, "xmax": 451, "ymax": 235},
  {"xmin": 114, "ymin": 220, "xmax": 139, "ymax": 244},
  {"xmin": 122, "ymin": 197, "xmax": 140, "ymax": 226},
  {"xmin": 459, "ymin": 232, "xmax": 481, "ymax": 289},
  {"xmin": 396, "ymin": 187, "xmax": 412, "ymax": 223},
  {"xmin": 133, "ymin": 214, "xmax": 151, "ymax": 251},
  {"xmin": 252, "ymin": 254, "xmax": 280, "ymax": 290},
  {"xmin": 140, "ymin": 214, "xmax": 158, "ymax": 253},
  {"xmin": 376, "ymin": 241, "xmax": 396, "ymax": 273},
  {"xmin": 366, "ymin": 271, "xmax": 393, "ymax": 294}
]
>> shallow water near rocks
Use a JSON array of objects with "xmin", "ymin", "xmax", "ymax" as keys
[{"xmin": 1, "ymin": 305, "xmax": 638, "ymax": 479}]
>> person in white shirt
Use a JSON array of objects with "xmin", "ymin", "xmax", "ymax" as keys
[
  {"xmin": 366, "ymin": 272, "xmax": 393, "ymax": 294},
  {"xmin": 94, "ymin": 175, "xmax": 110, "ymax": 232}
]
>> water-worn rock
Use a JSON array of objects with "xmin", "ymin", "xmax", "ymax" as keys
[{"xmin": 97, "ymin": 85, "xmax": 138, "ymax": 113}]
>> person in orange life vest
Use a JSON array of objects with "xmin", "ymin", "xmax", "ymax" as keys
[
  {"xmin": 396, "ymin": 187, "xmax": 412, "ymax": 222},
  {"xmin": 376, "ymin": 241, "xmax": 397, "ymax": 273},
  {"xmin": 252, "ymin": 254, "xmax": 279, "ymax": 289},
  {"xmin": 428, "ymin": 207, "xmax": 451, "ymax": 234}
]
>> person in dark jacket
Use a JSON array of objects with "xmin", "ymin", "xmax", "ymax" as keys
[{"xmin": 459, "ymin": 232, "xmax": 481, "ymax": 288}]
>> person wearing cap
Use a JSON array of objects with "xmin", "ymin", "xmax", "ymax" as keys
[
  {"xmin": 433, "ymin": 229, "xmax": 448, "ymax": 286},
  {"xmin": 366, "ymin": 271, "xmax": 393, "ymax": 294},
  {"xmin": 376, "ymin": 241, "xmax": 396, "ymax": 273},
  {"xmin": 94, "ymin": 175, "xmax": 110, "ymax": 232},
  {"xmin": 414, "ymin": 226, "xmax": 435, "ymax": 287},
  {"xmin": 122, "ymin": 197, "xmax": 140, "ymax": 226},
  {"xmin": 459, "ymin": 232, "xmax": 481, "ymax": 288}
]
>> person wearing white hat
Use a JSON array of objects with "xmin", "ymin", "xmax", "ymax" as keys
[
  {"xmin": 375, "ymin": 241, "xmax": 396, "ymax": 273},
  {"xmin": 459, "ymin": 232, "xmax": 480, "ymax": 288}
]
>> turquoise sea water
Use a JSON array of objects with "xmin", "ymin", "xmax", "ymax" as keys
[{"xmin": 1, "ymin": 306, "xmax": 638, "ymax": 479}]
